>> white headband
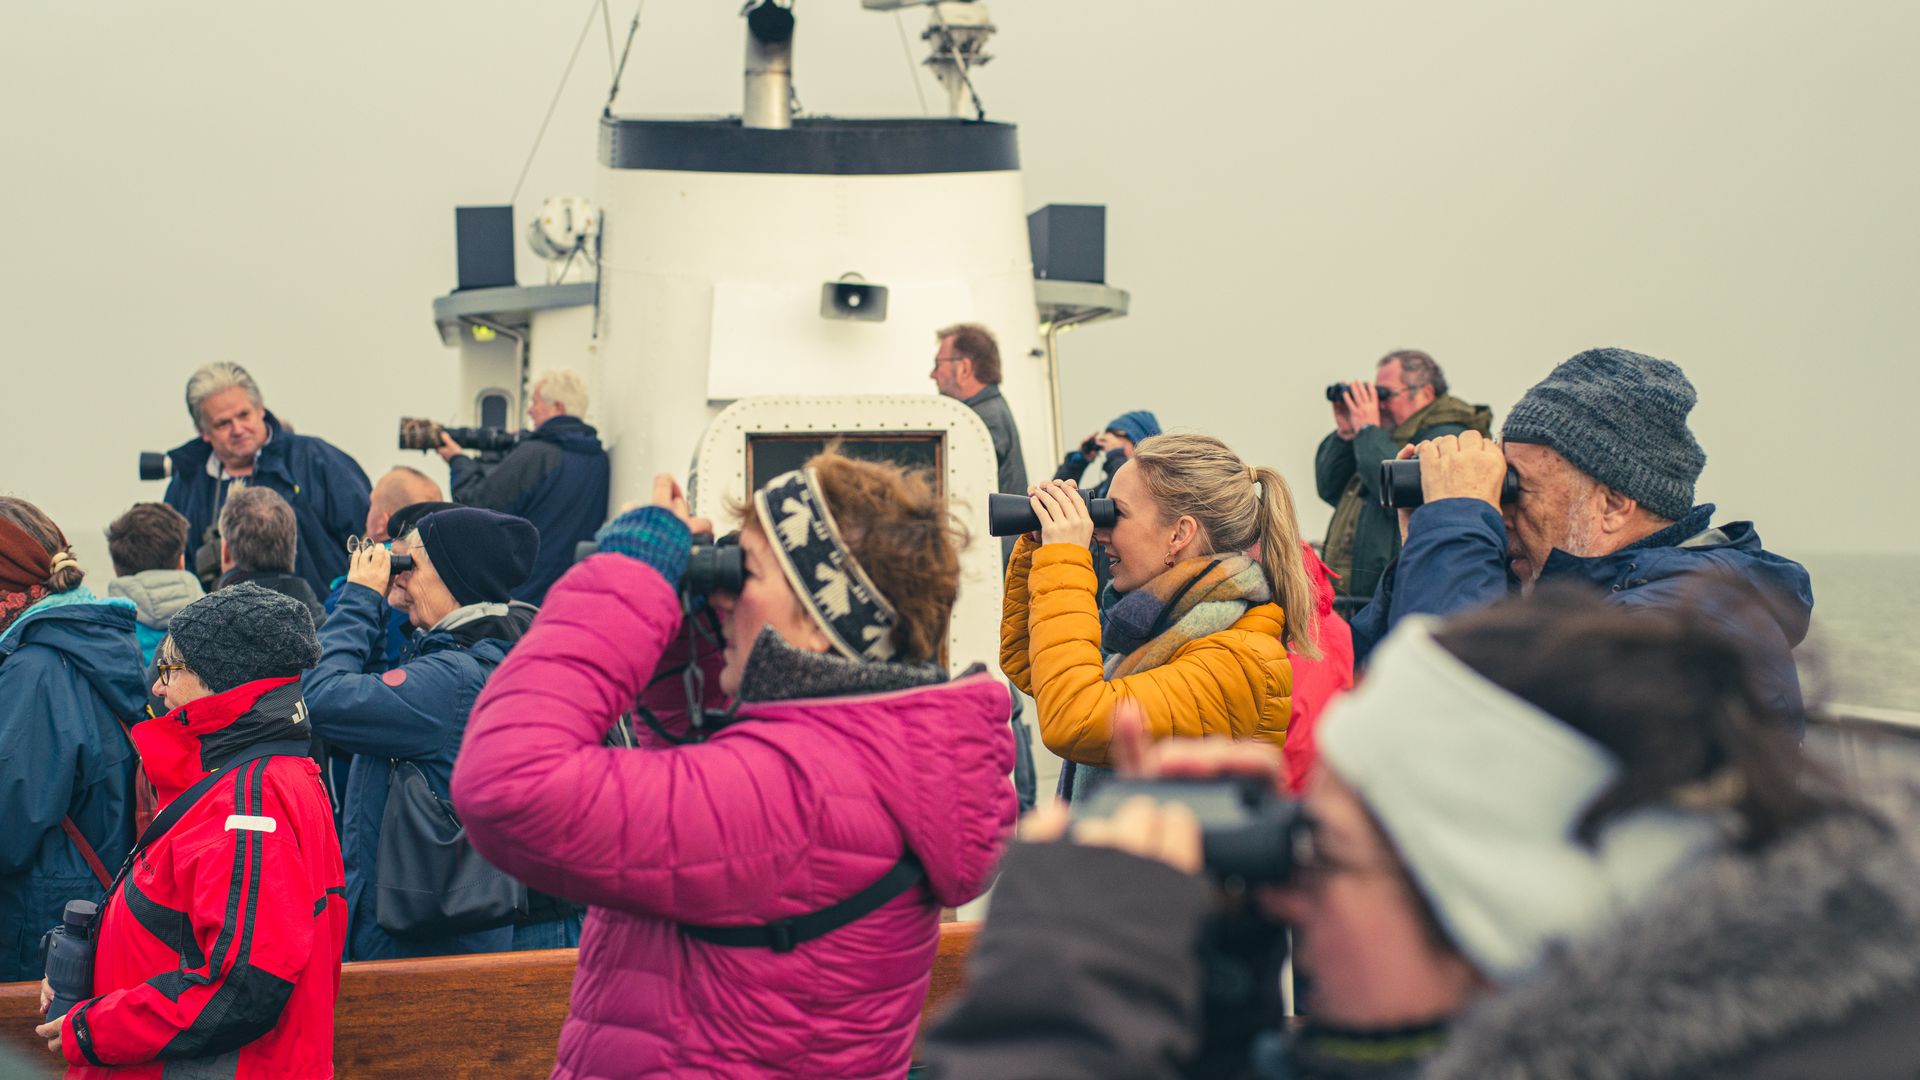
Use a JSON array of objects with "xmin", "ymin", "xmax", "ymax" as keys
[{"xmin": 1318, "ymin": 618, "xmax": 1721, "ymax": 984}]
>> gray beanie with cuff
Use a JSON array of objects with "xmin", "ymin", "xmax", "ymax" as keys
[
  {"xmin": 1500, "ymin": 347, "xmax": 1706, "ymax": 521},
  {"xmin": 167, "ymin": 582, "xmax": 321, "ymax": 694}
]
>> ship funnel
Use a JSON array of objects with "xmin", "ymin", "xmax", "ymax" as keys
[{"xmin": 743, "ymin": 0, "xmax": 795, "ymax": 130}]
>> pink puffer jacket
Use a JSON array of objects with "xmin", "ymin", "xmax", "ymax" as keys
[{"xmin": 452, "ymin": 555, "xmax": 1018, "ymax": 1079}]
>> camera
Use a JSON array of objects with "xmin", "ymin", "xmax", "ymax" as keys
[
  {"xmin": 398, "ymin": 417, "xmax": 522, "ymax": 456},
  {"xmin": 1072, "ymin": 776, "xmax": 1302, "ymax": 885},
  {"xmin": 40, "ymin": 900, "xmax": 98, "ymax": 1022},
  {"xmin": 987, "ymin": 492, "xmax": 1118, "ymax": 538},
  {"xmin": 137, "ymin": 452, "xmax": 172, "ymax": 481},
  {"xmin": 1378, "ymin": 458, "xmax": 1521, "ymax": 509}
]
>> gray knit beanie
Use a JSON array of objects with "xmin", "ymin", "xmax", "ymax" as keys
[
  {"xmin": 167, "ymin": 582, "xmax": 321, "ymax": 694},
  {"xmin": 1500, "ymin": 348, "xmax": 1706, "ymax": 521}
]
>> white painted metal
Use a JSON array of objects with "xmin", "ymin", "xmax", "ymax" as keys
[{"xmin": 691, "ymin": 394, "xmax": 1003, "ymax": 673}]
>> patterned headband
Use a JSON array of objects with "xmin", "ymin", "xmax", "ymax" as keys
[{"xmin": 753, "ymin": 468, "xmax": 899, "ymax": 663}]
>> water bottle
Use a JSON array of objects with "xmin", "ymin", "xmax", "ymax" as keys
[{"xmin": 40, "ymin": 900, "xmax": 98, "ymax": 1021}]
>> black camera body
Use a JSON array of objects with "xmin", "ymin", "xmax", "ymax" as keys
[
  {"xmin": 41, "ymin": 900, "xmax": 98, "ymax": 1022},
  {"xmin": 1072, "ymin": 776, "xmax": 1301, "ymax": 885},
  {"xmin": 1378, "ymin": 458, "xmax": 1521, "ymax": 509},
  {"xmin": 987, "ymin": 492, "xmax": 1118, "ymax": 538}
]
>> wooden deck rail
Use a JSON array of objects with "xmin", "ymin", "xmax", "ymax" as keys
[{"xmin": 0, "ymin": 921, "xmax": 979, "ymax": 1077}]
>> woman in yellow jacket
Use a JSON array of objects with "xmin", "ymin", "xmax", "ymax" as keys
[{"xmin": 1002, "ymin": 433, "xmax": 1318, "ymax": 800}]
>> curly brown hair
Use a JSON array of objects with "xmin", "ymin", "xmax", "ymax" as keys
[{"xmin": 737, "ymin": 452, "xmax": 966, "ymax": 664}]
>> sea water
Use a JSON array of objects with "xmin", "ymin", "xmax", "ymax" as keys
[{"xmin": 1798, "ymin": 552, "xmax": 1920, "ymax": 713}]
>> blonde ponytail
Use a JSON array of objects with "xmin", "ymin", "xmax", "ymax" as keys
[{"xmin": 1130, "ymin": 435, "xmax": 1320, "ymax": 659}]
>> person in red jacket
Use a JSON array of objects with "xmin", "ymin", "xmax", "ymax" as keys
[{"xmin": 36, "ymin": 583, "xmax": 346, "ymax": 1079}]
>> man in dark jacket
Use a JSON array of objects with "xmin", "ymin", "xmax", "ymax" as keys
[
  {"xmin": 435, "ymin": 368, "xmax": 610, "ymax": 604},
  {"xmin": 1349, "ymin": 347, "xmax": 1813, "ymax": 720},
  {"xmin": 0, "ymin": 510, "xmax": 141, "ymax": 983},
  {"xmin": 37, "ymin": 584, "xmax": 345, "ymax": 1077},
  {"xmin": 162, "ymin": 362, "xmax": 371, "ymax": 599},
  {"xmin": 215, "ymin": 486, "xmax": 327, "ymax": 626},
  {"xmin": 301, "ymin": 507, "xmax": 565, "ymax": 960},
  {"xmin": 1317, "ymin": 350, "xmax": 1492, "ymax": 609},
  {"xmin": 933, "ymin": 323, "xmax": 1029, "ymax": 562}
]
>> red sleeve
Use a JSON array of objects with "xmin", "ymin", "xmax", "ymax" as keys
[{"xmin": 65, "ymin": 760, "xmax": 318, "ymax": 1067}]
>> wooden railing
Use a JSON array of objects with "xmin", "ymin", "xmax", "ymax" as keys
[{"xmin": 0, "ymin": 921, "xmax": 979, "ymax": 1077}]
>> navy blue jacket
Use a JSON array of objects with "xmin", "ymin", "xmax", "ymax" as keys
[
  {"xmin": 163, "ymin": 411, "xmax": 372, "ymax": 600},
  {"xmin": 1351, "ymin": 500, "xmax": 1815, "ymax": 719},
  {"xmin": 449, "ymin": 416, "xmax": 610, "ymax": 604},
  {"xmin": 0, "ymin": 593, "xmax": 143, "ymax": 981},
  {"xmin": 299, "ymin": 584, "xmax": 529, "ymax": 961}
]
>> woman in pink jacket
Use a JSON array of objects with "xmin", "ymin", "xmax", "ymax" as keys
[{"xmin": 453, "ymin": 454, "xmax": 1018, "ymax": 1079}]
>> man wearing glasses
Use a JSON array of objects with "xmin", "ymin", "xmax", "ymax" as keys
[
  {"xmin": 931, "ymin": 323, "xmax": 1028, "ymax": 562},
  {"xmin": 1315, "ymin": 350, "xmax": 1492, "ymax": 610}
]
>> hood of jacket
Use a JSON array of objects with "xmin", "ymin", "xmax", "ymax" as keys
[
  {"xmin": 736, "ymin": 635, "xmax": 1018, "ymax": 908},
  {"xmin": 529, "ymin": 414, "xmax": 603, "ymax": 454},
  {"xmin": 1423, "ymin": 808, "xmax": 1920, "ymax": 1080},
  {"xmin": 137, "ymin": 676, "xmax": 314, "ymax": 798},
  {"xmin": 107, "ymin": 570, "xmax": 203, "ymax": 630},
  {"xmin": 1392, "ymin": 395, "xmax": 1493, "ymax": 442},
  {"xmin": 411, "ymin": 599, "xmax": 537, "ymax": 658},
  {"xmin": 0, "ymin": 589, "xmax": 147, "ymax": 718},
  {"xmin": 1539, "ymin": 504, "xmax": 1814, "ymax": 650}
]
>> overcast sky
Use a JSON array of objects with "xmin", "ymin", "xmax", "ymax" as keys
[{"xmin": 3, "ymin": 1, "xmax": 1915, "ymax": 579}]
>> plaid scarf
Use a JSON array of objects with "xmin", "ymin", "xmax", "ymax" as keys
[{"xmin": 1100, "ymin": 554, "xmax": 1270, "ymax": 678}]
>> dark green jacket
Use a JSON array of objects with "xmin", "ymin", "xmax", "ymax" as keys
[{"xmin": 1315, "ymin": 395, "xmax": 1492, "ymax": 601}]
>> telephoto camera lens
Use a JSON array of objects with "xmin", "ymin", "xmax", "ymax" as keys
[
  {"xmin": 1377, "ymin": 459, "xmax": 1522, "ymax": 509},
  {"xmin": 137, "ymin": 452, "xmax": 171, "ymax": 481},
  {"xmin": 987, "ymin": 492, "xmax": 1119, "ymax": 538}
]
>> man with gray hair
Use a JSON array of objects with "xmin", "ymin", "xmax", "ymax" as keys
[
  {"xmin": 1317, "ymin": 349, "xmax": 1492, "ymax": 610},
  {"xmin": 1348, "ymin": 346, "xmax": 1813, "ymax": 719},
  {"xmin": 217, "ymin": 486, "xmax": 327, "ymax": 625},
  {"xmin": 161, "ymin": 361, "xmax": 370, "ymax": 598},
  {"xmin": 435, "ymin": 368, "xmax": 609, "ymax": 602}
]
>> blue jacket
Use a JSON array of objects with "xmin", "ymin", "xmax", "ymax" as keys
[
  {"xmin": 449, "ymin": 415, "xmax": 610, "ymax": 604},
  {"xmin": 299, "ymin": 583, "xmax": 528, "ymax": 960},
  {"xmin": 1351, "ymin": 500, "xmax": 1814, "ymax": 719},
  {"xmin": 163, "ymin": 410, "xmax": 372, "ymax": 600},
  {"xmin": 0, "ymin": 591, "xmax": 143, "ymax": 982}
]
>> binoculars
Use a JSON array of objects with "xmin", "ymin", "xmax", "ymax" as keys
[
  {"xmin": 1377, "ymin": 458, "xmax": 1521, "ymax": 509},
  {"xmin": 573, "ymin": 535, "xmax": 745, "ymax": 599},
  {"xmin": 1325, "ymin": 383, "xmax": 1352, "ymax": 403},
  {"xmin": 41, "ymin": 900, "xmax": 98, "ymax": 1022},
  {"xmin": 398, "ymin": 418, "xmax": 522, "ymax": 454},
  {"xmin": 987, "ymin": 492, "xmax": 1118, "ymax": 538},
  {"xmin": 346, "ymin": 536, "xmax": 415, "ymax": 575},
  {"xmin": 1073, "ymin": 777, "xmax": 1302, "ymax": 885}
]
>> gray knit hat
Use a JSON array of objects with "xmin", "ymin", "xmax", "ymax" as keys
[
  {"xmin": 166, "ymin": 582, "xmax": 321, "ymax": 694},
  {"xmin": 1500, "ymin": 348, "xmax": 1706, "ymax": 521}
]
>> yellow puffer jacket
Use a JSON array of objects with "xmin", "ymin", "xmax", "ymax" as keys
[{"xmin": 1000, "ymin": 536, "xmax": 1293, "ymax": 768}]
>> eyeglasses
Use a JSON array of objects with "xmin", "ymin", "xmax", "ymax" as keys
[{"xmin": 155, "ymin": 658, "xmax": 187, "ymax": 687}]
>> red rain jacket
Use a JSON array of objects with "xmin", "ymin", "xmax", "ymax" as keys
[{"xmin": 60, "ymin": 677, "xmax": 346, "ymax": 1078}]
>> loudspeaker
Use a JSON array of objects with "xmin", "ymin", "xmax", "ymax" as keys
[
  {"xmin": 455, "ymin": 206, "xmax": 516, "ymax": 291},
  {"xmin": 820, "ymin": 277, "xmax": 889, "ymax": 322},
  {"xmin": 1028, "ymin": 204, "xmax": 1106, "ymax": 283}
]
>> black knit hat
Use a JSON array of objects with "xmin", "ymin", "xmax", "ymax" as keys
[
  {"xmin": 167, "ymin": 582, "xmax": 321, "ymax": 694},
  {"xmin": 1501, "ymin": 347, "xmax": 1707, "ymax": 521},
  {"xmin": 386, "ymin": 501, "xmax": 459, "ymax": 542},
  {"xmin": 415, "ymin": 508, "xmax": 537, "ymax": 607}
]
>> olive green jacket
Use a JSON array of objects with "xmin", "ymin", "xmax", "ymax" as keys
[{"xmin": 1315, "ymin": 395, "xmax": 1493, "ymax": 601}]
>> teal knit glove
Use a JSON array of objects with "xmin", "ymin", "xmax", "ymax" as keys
[{"xmin": 593, "ymin": 507, "xmax": 691, "ymax": 588}]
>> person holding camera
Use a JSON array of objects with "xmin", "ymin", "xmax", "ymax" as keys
[
  {"xmin": 1349, "ymin": 347, "xmax": 1813, "ymax": 720},
  {"xmin": 0, "ymin": 499, "xmax": 142, "ymax": 985},
  {"xmin": 435, "ymin": 368, "xmax": 610, "ymax": 605},
  {"xmin": 36, "ymin": 583, "xmax": 346, "ymax": 1078},
  {"xmin": 1003, "ymin": 434, "xmax": 1318, "ymax": 801},
  {"xmin": 160, "ymin": 362, "xmax": 371, "ymax": 598},
  {"xmin": 299, "ymin": 506, "xmax": 550, "ymax": 960},
  {"xmin": 450, "ymin": 454, "xmax": 1018, "ymax": 1079},
  {"xmin": 1315, "ymin": 350, "xmax": 1491, "ymax": 610},
  {"xmin": 926, "ymin": 588, "xmax": 1920, "ymax": 1079}
]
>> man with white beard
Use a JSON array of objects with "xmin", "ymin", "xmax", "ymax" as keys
[{"xmin": 1348, "ymin": 346, "xmax": 1814, "ymax": 722}]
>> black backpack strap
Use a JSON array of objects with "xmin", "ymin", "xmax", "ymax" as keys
[
  {"xmin": 97, "ymin": 738, "xmax": 313, "ymax": 916},
  {"xmin": 680, "ymin": 853, "xmax": 926, "ymax": 954}
]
